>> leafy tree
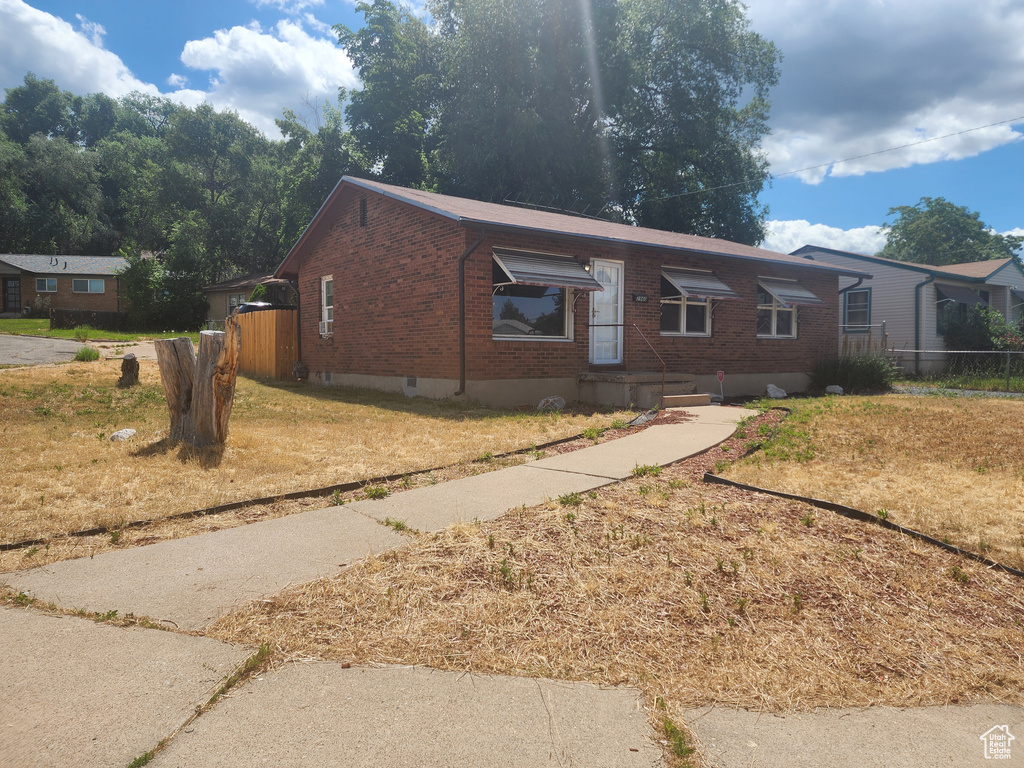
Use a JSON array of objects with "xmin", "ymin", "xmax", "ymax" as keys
[
  {"xmin": 614, "ymin": 0, "xmax": 780, "ymax": 242},
  {"xmin": 0, "ymin": 73, "xmax": 75, "ymax": 144},
  {"xmin": 880, "ymin": 197, "xmax": 1023, "ymax": 266},
  {"xmin": 336, "ymin": 1, "xmax": 439, "ymax": 187}
]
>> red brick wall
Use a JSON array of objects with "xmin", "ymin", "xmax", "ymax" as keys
[
  {"xmin": 297, "ymin": 188, "xmax": 467, "ymax": 379},
  {"xmin": 23, "ymin": 276, "xmax": 121, "ymax": 314},
  {"xmin": 297, "ymin": 187, "xmax": 839, "ymax": 383}
]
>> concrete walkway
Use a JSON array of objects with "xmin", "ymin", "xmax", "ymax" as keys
[{"xmin": 1, "ymin": 405, "xmax": 750, "ymax": 767}]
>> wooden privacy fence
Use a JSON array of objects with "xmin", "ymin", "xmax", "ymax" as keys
[{"xmin": 235, "ymin": 309, "xmax": 298, "ymax": 380}]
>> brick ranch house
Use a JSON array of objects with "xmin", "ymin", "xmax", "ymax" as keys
[
  {"xmin": 275, "ymin": 177, "xmax": 869, "ymax": 407},
  {"xmin": 0, "ymin": 254, "xmax": 127, "ymax": 317}
]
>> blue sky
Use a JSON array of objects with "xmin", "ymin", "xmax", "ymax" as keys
[{"xmin": 2, "ymin": 0, "xmax": 1022, "ymax": 255}]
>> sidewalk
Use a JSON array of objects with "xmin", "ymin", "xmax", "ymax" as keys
[{"xmin": 1, "ymin": 405, "xmax": 751, "ymax": 768}]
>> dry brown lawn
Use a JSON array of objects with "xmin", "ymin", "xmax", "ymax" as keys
[
  {"xmin": 721, "ymin": 395, "xmax": 1024, "ymax": 569},
  {"xmin": 207, "ymin": 417, "xmax": 1024, "ymax": 758},
  {"xmin": 0, "ymin": 359, "xmax": 633, "ymax": 544}
]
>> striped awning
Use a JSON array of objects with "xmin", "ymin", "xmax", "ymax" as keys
[
  {"xmin": 492, "ymin": 248, "xmax": 603, "ymax": 291},
  {"xmin": 936, "ymin": 284, "xmax": 988, "ymax": 306},
  {"xmin": 662, "ymin": 268, "xmax": 740, "ymax": 300},
  {"xmin": 758, "ymin": 278, "xmax": 825, "ymax": 307}
]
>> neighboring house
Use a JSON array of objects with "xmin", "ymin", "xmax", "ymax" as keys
[
  {"xmin": 793, "ymin": 245, "xmax": 1024, "ymax": 372},
  {"xmin": 0, "ymin": 254, "xmax": 127, "ymax": 316},
  {"xmin": 203, "ymin": 273, "xmax": 297, "ymax": 323},
  {"xmin": 275, "ymin": 177, "xmax": 868, "ymax": 407}
]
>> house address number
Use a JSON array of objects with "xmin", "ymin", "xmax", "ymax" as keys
[{"xmin": 632, "ymin": 293, "xmax": 649, "ymax": 303}]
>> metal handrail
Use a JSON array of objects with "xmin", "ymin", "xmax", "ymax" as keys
[{"xmin": 589, "ymin": 323, "xmax": 667, "ymax": 405}]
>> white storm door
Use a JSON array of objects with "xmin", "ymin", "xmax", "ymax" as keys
[{"xmin": 589, "ymin": 259, "xmax": 624, "ymax": 364}]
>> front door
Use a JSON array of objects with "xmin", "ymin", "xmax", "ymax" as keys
[
  {"xmin": 589, "ymin": 259, "xmax": 624, "ymax": 365},
  {"xmin": 2, "ymin": 277, "xmax": 20, "ymax": 313}
]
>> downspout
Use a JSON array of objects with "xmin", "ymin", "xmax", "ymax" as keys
[
  {"xmin": 837, "ymin": 278, "xmax": 863, "ymax": 335},
  {"xmin": 290, "ymin": 279, "xmax": 302, "ymax": 374},
  {"xmin": 455, "ymin": 228, "xmax": 487, "ymax": 397},
  {"xmin": 914, "ymin": 275, "xmax": 935, "ymax": 375}
]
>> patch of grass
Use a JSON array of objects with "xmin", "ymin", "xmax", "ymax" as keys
[
  {"xmin": 557, "ymin": 492, "xmax": 582, "ymax": 507},
  {"xmin": 581, "ymin": 426, "xmax": 606, "ymax": 442},
  {"xmin": 207, "ymin": 644, "xmax": 272, "ymax": 709},
  {"xmin": 73, "ymin": 345, "xmax": 100, "ymax": 362},
  {"xmin": 362, "ymin": 485, "xmax": 390, "ymax": 500},
  {"xmin": 632, "ymin": 464, "xmax": 662, "ymax": 477},
  {"xmin": 663, "ymin": 718, "xmax": 697, "ymax": 764},
  {"xmin": 127, "ymin": 751, "xmax": 156, "ymax": 768},
  {"xmin": 383, "ymin": 517, "xmax": 416, "ymax": 534}
]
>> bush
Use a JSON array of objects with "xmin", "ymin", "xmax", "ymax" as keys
[
  {"xmin": 810, "ymin": 353, "xmax": 896, "ymax": 394},
  {"xmin": 73, "ymin": 346, "xmax": 100, "ymax": 362}
]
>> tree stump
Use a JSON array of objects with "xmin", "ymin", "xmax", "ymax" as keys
[
  {"xmin": 154, "ymin": 319, "xmax": 241, "ymax": 447},
  {"xmin": 117, "ymin": 353, "xmax": 140, "ymax": 388}
]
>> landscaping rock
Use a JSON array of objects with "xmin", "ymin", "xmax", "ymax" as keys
[
  {"xmin": 537, "ymin": 395, "xmax": 566, "ymax": 412},
  {"xmin": 826, "ymin": 385, "xmax": 845, "ymax": 395},
  {"xmin": 765, "ymin": 384, "xmax": 788, "ymax": 399},
  {"xmin": 117, "ymin": 353, "xmax": 139, "ymax": 388},
  {"xmin": 109, "ymin": 428, "xmax": 137, "ymax": 442}
]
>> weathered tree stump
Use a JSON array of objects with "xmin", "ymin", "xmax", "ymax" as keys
[
  {"xmin": 154, "ymin": 319, "xmax": 241, "ymax": 447},
  {"xmin": 117, "ymin": 353, "xmax": 140, "ymax": 388}
]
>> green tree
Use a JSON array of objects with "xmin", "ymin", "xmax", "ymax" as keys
[
  {"xmin": 879, "ymin": 197, "xmax": 1023, "ymax": 266},
  {"xmin": 0, "ymin": 73, "xmax": 75, "ymax": 144},
  {"xmin": 336, "ymin": 1, "xmax": 439, "ymax": 187}
]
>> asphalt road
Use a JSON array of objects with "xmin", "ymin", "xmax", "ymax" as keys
[{"xmin": 0, "ymin": 335, "xmax": 84, "ymax": 365}]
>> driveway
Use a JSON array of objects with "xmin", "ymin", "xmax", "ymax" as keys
[{"xmin": 0, "ymin": 335, "xmax": 84, "ymax": 366}]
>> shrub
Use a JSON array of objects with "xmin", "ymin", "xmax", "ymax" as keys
[
  {"xmin": 810, "ymin": 353, "xmax": 895, "ymax": 394},
  {"xmin": 73, "ymin": 346, "xmax": 100, "ymax": 362}
]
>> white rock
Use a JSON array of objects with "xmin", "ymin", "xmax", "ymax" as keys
[
  {"xmin": 825, "ymin": 385, "xmax": 845, "ymax": 395},
  {"xmin": 110, "ymin": 428, "xmax": 137, "ymax": 442},
  {"xmin": 765, "ymin": 384, "xmax": 787, "ymax": 399},
  {"xmin": 537, "ymin": 395, "xmax": 566, "ymax": 412}
]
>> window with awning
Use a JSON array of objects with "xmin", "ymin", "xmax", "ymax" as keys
[
  {"xmin": 659, "ymin": 268, "xmax": 738, "ymax": 337},
  {"xmin": 492, "ymin": 249, "xmax": 601, "ymax": 339},
  {"xmin": 757, "ymin": 278, "xmax": 825, "ymax": 307}
]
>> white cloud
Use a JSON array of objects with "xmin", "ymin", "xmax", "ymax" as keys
[
  {"xmin": 166, "ymin": 73, "xmax": 188, "ymax": 88},
  {"xmin": 74, "ymin": 13, "xmax": 105, "ymax": 47},
  {"xmin": 0, "ymin": 0, "xmax": 156, "ymax": 99},
  {"xmin": 250, "ymin": 0, "xmax": 325, "ymax": 13},
  {"xmin": 762, "ymin": 220, "xmax": 886, "ymax": 256},
  {"xmin": 745, "ymin": 0, "xmax": 1024, "ymax": 181},
  {"xmin": 174, "ymin": 18, "xmax": 358, "ymax": 135}
]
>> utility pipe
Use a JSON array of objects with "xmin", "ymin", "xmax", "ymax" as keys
[{"xmin": 455, "ymin": 228, "xmax": 487, "ymax": 396}]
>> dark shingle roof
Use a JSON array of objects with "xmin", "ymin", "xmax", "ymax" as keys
[
  {"xmin": 278, "ymin": 178, "xmax": 871, "ymax": 279},
  {"xmin": 793, "ymin": 245, "xmax": 1024, "ymax": 283},
  {"xmin": 0, "ymin": 254, "xmax": 128, "ymax": 276}
]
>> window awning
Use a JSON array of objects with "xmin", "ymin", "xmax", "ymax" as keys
[
  {"xmin": 492, "ymin": 248, "xmax": 603, "ymax": 291},
  {"xmin": 758, "ymin": 278, "xmax": 825, "ymax": 307},
  {"xmin": 661, "ymin": 268, "xmax": 740, "ymax": 300},
  {"xmin": 936, "ymin": 284, "xmax": 987, "ymax": 306}
]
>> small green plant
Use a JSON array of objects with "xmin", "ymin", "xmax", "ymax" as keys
[
  {"xmin": 876, "ymin": 508, "xmax": 889, "ymax": 521},
  {"xmin": 667, "ymin": 479, "xmax": 687, "ymax": 489},
  {"xmin": 110, "ymin": 529, "xmax": 122, "ymax": 544},
  {"xmin": 72, "ymin": 325, "xmax": 94, "ymax": 342},
  {"xmin": 949, "ymin": 565, "xmax": 970, "ymax": 584},
  {"xmin": 383, "ymin": 517, "xmax": 415, "ymax": 533},
  {"xmin": 800, "ymin": 512, "xmax": 815, "ymax": 527},
  {"xmin": 74, "ymin": 346, "xmax": 100, "ymax": 362},
  {"xmin": 564, "ymin": 512, "xmax": 576, "ymax": 524},
  {"xmin": 95, "ymin": 609, "xmax": 118, "ymax": 622},
  {"xmin": 735, "ymin": 597, "xmax": 749, "ymax": 613},
  {"xmin": 581, "ymin": 426, "xmax": 605, "ymax": 442},
  {"xmin": 362, "ymin": 485, "xmax": 390, "ymax": 500},
  {"xmin": 557, "ymin": 491, "xmax": 582, "ymax": 507},
  {"xmin": 331, "ymin": 489, "xmax": 344, "ymax": 505},
  {"xmin": 791, "ymin": 592, "xmax": 804, "ymax": 612},
  {"xmin": 477, "ymin": 451, "xmax": 494, "ymax": 463},
  {"xmin": 699, "ymin": 592, "xmax": 711, "ymax": 613},
  {"xmin": 632, "ymin": 464, "xmax": 662, "ymax": 477},
  {"xmin": 128, "ymin": 751, "xmax": 156, "ymax": 768},
  {"xmin": 24, "ymin": 546, "xmax": 39, "ymax": 558},
  {"xmin": 13, "ymin": 592, "xmax": 35, "ymax": 606}
]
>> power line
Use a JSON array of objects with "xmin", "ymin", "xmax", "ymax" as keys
[{"xmin": 652, "ymin": 114, "xmax": 1024, "ymax": 201}]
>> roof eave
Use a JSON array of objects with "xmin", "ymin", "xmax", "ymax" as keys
[{"xmin": 459, "ymin": 219, "xmax": 872, "ymax": 279}]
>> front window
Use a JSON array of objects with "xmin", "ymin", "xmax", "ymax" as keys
[
  {"xmin": 72, "ymin": 279, "xmax": 104, "ymax": 293},
  {"xmin": 228, "ymin": 293, "xmax": 246, "ymax": 309},
  {"xmin": 492, "ymin": 282, "xmax": 568, "ymax": 337},
  {"xmin": 36, "ymin": 278, "xmax": 57, "ymax": 293},
  {"xmin": 757, "ymin": 286, "xmax": 796, "ymax": 338},
  {"xmin": 321, "ymin": 276, "xmax": 333, "ymax": 335},
  {"xmin": 843, "ymin": 289, "xmax": 871, "ymax": 333},
  {"xmin": 660, "ymin": 276, "xmax": 710, "ymax": 336}
]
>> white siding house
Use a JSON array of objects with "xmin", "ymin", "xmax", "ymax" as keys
[{"xmin": 793, "ymin": 246, "xmax": 1024, "ymax": 373}]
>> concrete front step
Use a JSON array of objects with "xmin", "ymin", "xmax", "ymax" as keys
[{"xmin": 662, "ymin": 393, "xmax": 712, "ymax": 408}]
